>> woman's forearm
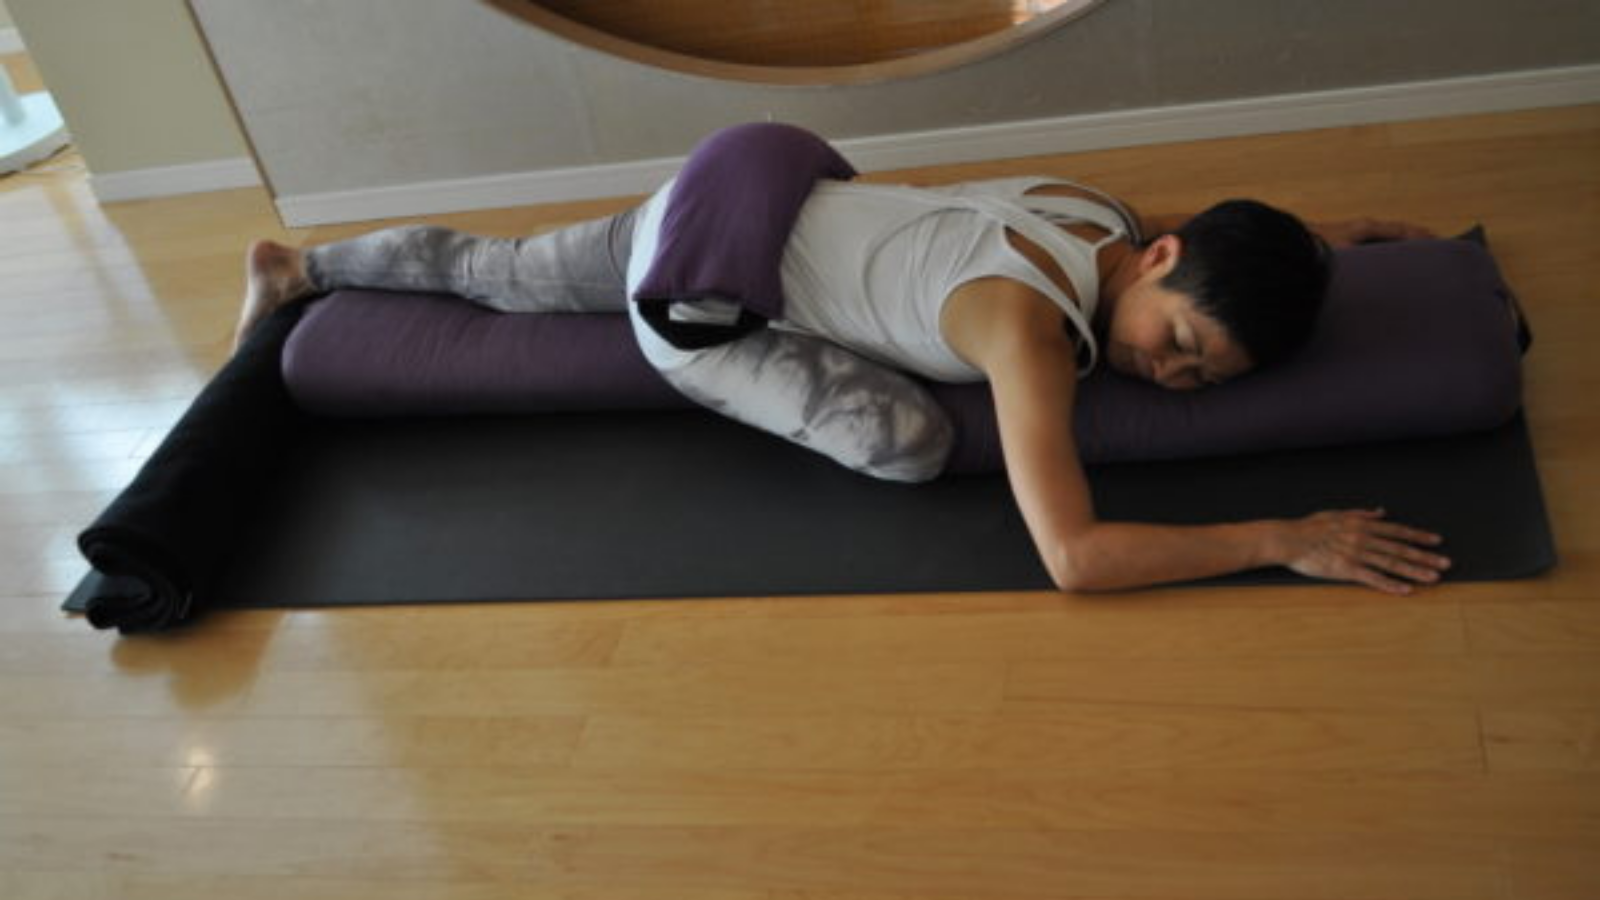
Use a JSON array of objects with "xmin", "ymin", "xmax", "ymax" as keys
[
  {"xmin": 1054, "ymin": 520, "xmax": 1283, "ymax": 592},
  {"xmin": 1053, "ymin": 511, "xmax": 1450, "ymax": 595}
]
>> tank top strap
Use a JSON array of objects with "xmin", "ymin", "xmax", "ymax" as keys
[{"xmin": 1012, "ymin": 177, "xmax": 1145, "ymax": 245}]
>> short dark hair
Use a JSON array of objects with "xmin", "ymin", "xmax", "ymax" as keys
[{"xmin": 1158, "ymin": 199, "xmax": 1332, "ymax": 368}]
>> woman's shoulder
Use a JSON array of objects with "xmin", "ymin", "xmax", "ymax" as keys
[{"xmin": 940, "ymin": 277, "xmax": 1084, "ymax": 374}]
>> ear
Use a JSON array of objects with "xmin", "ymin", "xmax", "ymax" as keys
[{"xmin": 1141, "ymin": 234, "xmax": 1183, "ymax": 278}]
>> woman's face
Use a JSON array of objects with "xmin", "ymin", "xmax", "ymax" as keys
[{"xmin": 1105, "ymin": 238, "xmax": 1255, "ymax": 391}]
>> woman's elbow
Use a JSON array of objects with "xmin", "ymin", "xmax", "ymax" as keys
[
  {"xmin": 1048, "ymin": 563, "xmax": 1105, "ymax": 594},
  {"xmin": 1047, "ymin": 564, "xmax": 1083, "ymax": 593},
  {"xmin": 1045, "ymin": 541, "xmax": 1103, "ymax": 593}
]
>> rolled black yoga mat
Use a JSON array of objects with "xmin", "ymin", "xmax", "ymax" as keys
[
  {"xmin": 66, "ymin": 404, "xmax": 1554, "ymax": 615},
  {"xmin": 68, "ymin": 304, "xmax": 309, "ymax": 632}
]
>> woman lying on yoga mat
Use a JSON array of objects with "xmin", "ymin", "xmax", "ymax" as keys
[{"xmin": 234, "ymin": 137, "xmax": 1447, "ymax": 596}]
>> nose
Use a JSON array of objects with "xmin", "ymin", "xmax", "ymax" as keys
[{"xmin": 1152, "ymin": 355, "xmax": 1202, "ymax": 390}]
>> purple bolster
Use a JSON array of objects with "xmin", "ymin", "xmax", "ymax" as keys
[
  {"xmin": 281, "ymin": 238, "xmax": 1525, "ymax": 473},
  {"xmin": 282, "ymin": 291, "xmax": 681, "ymax": 416},
  {"xmin": 633, "ymin": 123, "xmax": 857, "ymax": 321},
  {"xmin": 1062, "ymin": 238, "xmax": 1524, "ymax": 464}
]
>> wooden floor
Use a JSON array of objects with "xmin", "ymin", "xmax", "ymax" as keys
[{"xmin": 2, "ymin": 51, "xmax": 1597, "ymax": 897}]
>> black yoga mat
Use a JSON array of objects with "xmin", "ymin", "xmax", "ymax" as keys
[
  {"xmin": 66, "ymin": 404, "xmax": 1555, "ymax": 614},
  {"xmin": 68, "ymin": 304, "xmax": 310, "ymax": 631}
]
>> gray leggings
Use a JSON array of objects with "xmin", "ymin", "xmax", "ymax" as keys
[
  {"xmin": 303, "ymin": 212, "xmax": 954, "ymax": 482},
  {"xmin": 305, "ymin": 211, "xmax": 638, "ymax": 315}
]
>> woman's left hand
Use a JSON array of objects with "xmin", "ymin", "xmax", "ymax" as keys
[
  {"xmin": 1314, "ymin": 217, "xmax": 1437, "ymax": 248},
  {"xmin": 1274, "ymin": 507, "xmax": 1451, "ymax": 595}
]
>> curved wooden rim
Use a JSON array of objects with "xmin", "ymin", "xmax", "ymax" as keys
[{"xmin": 482, "ymin": 0, "xmax": 1108, "ymax": 86}]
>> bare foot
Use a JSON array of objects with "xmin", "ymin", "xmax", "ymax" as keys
[{"xmin": 233, "ymin": 240, "xmax": 313, "ymax": 352}]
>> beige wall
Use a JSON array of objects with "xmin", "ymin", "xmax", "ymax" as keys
[
  {"xmin": 4, "ymin": 0, "xmax": 247, "ymax": 175},
  {"xmin": 0, "ymin": 2, "xmax": 14, "ymax": 30},
  {"xmin": 191, "ymin": 0, "xmax": 1600, "ymax": 201},
  {"xmin": 7, "ymin": 0, "xmax": 1600, "ymax": 190}
]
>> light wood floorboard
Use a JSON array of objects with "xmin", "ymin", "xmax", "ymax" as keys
[{"xmin": 1, "ymin": 89, "xmax": 1597, "ymax": 897}]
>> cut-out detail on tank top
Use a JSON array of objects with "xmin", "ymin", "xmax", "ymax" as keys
[{"xmin": 878, "ymin": 177, "xmax": 1137, "ymax": 375}]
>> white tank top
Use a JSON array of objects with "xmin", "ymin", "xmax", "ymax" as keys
[
  {"xmin": 629, "ymin": 175, "xmax": 1141, "ymax": 383},
  {"xmin": 774, "ymin": 177, "xmax": 1140, "ymax": 382}
]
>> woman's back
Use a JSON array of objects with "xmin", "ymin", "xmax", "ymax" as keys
[{"xmin": 777, "ymin": 177, "xmax": 1135, "ymax": 382}]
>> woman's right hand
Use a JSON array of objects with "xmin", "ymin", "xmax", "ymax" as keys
[
  {"xmin": 1313, "ymin": 218, "xmax": 1436, "ymax": 248},
  {"xmin": 1273, "ymin": 508, "xmax": 1451, "ymax": 595}
]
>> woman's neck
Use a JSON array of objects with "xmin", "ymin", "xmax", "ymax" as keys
[{"xmin": 1094, "ymin": 239, "xmax": 1141, "ymax": 332}]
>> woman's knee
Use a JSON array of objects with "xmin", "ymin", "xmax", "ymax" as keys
[
  {"xmin": 829, "ymin": 392, "xmax": 954, "ymax": 483},
  {"xmin": 637, "ymin": 322, "xmax": 955, "ymax": 482}
]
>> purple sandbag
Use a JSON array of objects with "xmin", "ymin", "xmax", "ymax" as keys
[
  {"xmin": 634, "ymin": 122, "xmax": 856, "ymax": 321},
  {"xmin": 282, "ymin": 238, "xmax": 1524, "ymax": 472}
]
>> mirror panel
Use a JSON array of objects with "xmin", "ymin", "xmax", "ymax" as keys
[{"xmin": 485, "ymin": 1, "xmax": 1107, "ymax": 84}]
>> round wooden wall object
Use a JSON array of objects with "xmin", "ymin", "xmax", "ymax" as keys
[{"xmin": 484, "ymin": 0, "xmax": 1108, "ymax": 85}]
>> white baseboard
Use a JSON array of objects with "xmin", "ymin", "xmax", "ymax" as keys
[
  {"xmin": 841, "ymin": 62, "xmax": 1600, "ymax": 173},
  {"xmin": 88, "ymin": 157, "xmax": 262, "ymax": 204},
  {"xmin": 0, "ymin": 27, "xmax": 24, "ymax": 55},
  {"xmin": 276, "ymin": 62, "xmax": 1600, "ymax": 227}
]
